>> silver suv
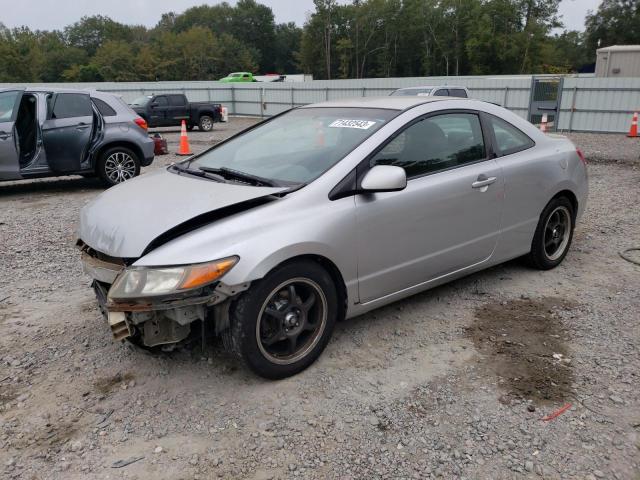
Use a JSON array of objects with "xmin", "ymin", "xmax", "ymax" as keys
[{"xmin": 0, "ymin": 88, "xmax": 154, "ymax": 186}]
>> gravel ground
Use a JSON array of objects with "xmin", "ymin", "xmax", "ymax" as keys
[
  {"xmin": 563, "ymin": 133, "xmax": 640, "ymax": 165},
  {"xmin": 0, "ymin": 119, "xmax": 639, "ymax": 480}
]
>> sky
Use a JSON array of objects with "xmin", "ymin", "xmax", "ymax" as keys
[{"xmin": 0, "ymin": 0, "xmax": 601, "ymax": 32}]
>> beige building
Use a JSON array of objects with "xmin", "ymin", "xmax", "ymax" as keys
[{"xmin": 595, "ymin": 45, "xmax": 640, "ymax": 77}]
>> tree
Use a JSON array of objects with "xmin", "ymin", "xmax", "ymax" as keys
[
  {"xmin": 64, "ymin": 15, "xmax": 135, "ymax": 56},
  {"xmin": 272, "ymin": 22, "xmax": 302, "ymax": 73},
  {"xmin": 217, "ymin": 33, "xmax": 259, "ymax": 76},
  {"xmin": 585, "ymin": 0, "xmax": 640, "ymax": 52},
  {"xmin": 92, "ymin": 40, "xmax": 138, "ymax": 81}
]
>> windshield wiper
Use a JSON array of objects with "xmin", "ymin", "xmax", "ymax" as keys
[
  {"xmin": 170, "ymin": 163, "xmax": 225, "ymax": 182},
  {"xmin": 198, "ymin": 166, "xmax": 278, "ymax": 187}
]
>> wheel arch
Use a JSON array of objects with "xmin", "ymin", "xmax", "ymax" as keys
[
  {"xmin": 550, "ymin": 189, "xmax": 578, "ymax": 219},
  {"xmin": 92, "ymin": 140, "xmax": 144, "ymax": 169},
  {"xmin": 198, "ymin": 110, "xmax": 215, "ymax": 120},
  {"xmin": 258, "ymin": 254, "xmax": 348, "ymax": 323}
]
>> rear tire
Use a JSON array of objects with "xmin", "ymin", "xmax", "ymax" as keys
[
  {"xmin": 526, "ymin": 197, "xmax": 575, "ymax": 270},
  {"xmin": 198, "ymin": 115, "xmax": 214, "ymax": 132},
  {"xmin": 97, "ymin": 146, "xmax": 141, "ymax": 187},
  {"xmin": 224, "ymin": 261, "xmax": 338, "ymax": 379}
]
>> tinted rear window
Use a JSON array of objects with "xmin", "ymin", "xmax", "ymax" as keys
[
  {"xmin": 449, "ymin": 88, "xmax": 468, "ymax": 98},
  {"xmin": 93, "ymin": 98, "xmax": 117, "ymax": 116},
  {"xmin": 50, "ymin": 93, "xmax": 92, "ymax": 119},
  {"xmin": 169, "ymin": 95, "xmax": 186, "ymax": 106}
]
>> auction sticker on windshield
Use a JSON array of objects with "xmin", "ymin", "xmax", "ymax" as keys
[{"xmin": 329, "ymin": 119, "xmax": 377, "ymax": 130}]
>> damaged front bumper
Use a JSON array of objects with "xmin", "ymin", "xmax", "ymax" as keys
[{"xmin": 81, "ymin": 250, "xmax": 248, "ymax": 348}]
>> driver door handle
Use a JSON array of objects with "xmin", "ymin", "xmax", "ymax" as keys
[
  {"xmin": 0, "ymin": 131, "xmax": 11, "ymax": 140},
  {"xmin": 472, "ymin": 174, "xmax": 497, "ymax": 189}
]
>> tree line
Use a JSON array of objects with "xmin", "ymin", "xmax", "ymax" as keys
[{"xmin": 0, "ymin": 0, "xmax": 637, "ymax": 83}]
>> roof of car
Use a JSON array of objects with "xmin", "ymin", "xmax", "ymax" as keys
[
  {"xmin": 5, "ymin": 87, "xmax": 98, "ymax": 95},
  {"xmin": 394, "ymin": 85, "xmax": 468, "ymax": 90},
  {"xmin": 301, "ymin": 96, "xmax": 465, "ymax": 111}
]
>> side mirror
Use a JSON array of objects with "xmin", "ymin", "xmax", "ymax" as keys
[
  {"xmin": 150, "ymin": 102, "xmax": 159, "ymax": 108},
  {"xmin": 361, "ymin": 165, "xmax": 407, "ymax": 193}
]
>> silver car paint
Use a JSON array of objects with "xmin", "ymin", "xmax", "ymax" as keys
[
  {"xmin": 78, "ymin": 168, "xmax": 287, "ymax": 258},
  {"xmin": 79, "ymin": 97, "xmax": 588, "ymax": 319}
]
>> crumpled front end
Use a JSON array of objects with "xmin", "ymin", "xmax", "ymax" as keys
[{"xmin": 79, "ymin": 241, "xmax": 248, "ymax": 349}]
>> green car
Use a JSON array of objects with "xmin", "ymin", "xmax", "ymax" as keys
[{"xmin": 219, "ymin": 72, "xmax": 256, "ymax": 83}]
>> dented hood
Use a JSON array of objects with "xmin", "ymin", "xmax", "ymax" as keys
[{"xmin": 78, "ymin": 169, "xmax": 286, "ymax": 258}]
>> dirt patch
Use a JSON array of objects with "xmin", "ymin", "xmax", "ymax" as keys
[
  {"xmin": 93, "ymin": 372, "xmax": 135, "ymax": 395},
  {"xmin": 0, "ymin": 384, "xmax": 18, "ymax": 404},
  {"xmin": 467, "ymin": 297, "xmax": 576, "ymax": 405}
]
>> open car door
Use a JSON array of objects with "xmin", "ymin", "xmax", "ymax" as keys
[
  {"xmin": 0, "ymin": 88, "xmax": 25, "ymax": 180},
  {"xmin": 42, "ymin": 92, "xmax": 94, "ymax": 173}
]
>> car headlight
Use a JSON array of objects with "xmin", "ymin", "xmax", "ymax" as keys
[{"xmin": 108, "ymin": 256, "xmax": 238, "ymax": 300}]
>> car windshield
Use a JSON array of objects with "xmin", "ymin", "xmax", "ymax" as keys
[
  {"xmin": 130, "ymin": 96, "xmax": 151, "ymax": 106},
  {"xmin": 390, "ymin": 88, "xmax": 432, "ymax": 96},
  {"xmin": 191, "ymin": 107, "xmax": 396, "ymax": 185}
]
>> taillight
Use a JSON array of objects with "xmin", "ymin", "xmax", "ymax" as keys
[
  {"xmin": 134, "ymin": 117, "xmax": 148, "ymax": 131},
  {"xmin": 576, "ymin": 148, "xmax": 586, "ymax": 165}
]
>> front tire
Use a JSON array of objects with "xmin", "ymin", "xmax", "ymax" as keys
[
  {"xmin": 97, "ymin": 146, "xmax": 141, "ymax": 187},
  {"xmin": 224, "ymin": 261, "xmax": 338, "ymax": 379},
  {"xmin": 526, "ymin": 197, "xmax": 575, "ymax": 270},
  {"xmin": 198, "ymin": 115, "xmax": 214, "ymax": 132}
]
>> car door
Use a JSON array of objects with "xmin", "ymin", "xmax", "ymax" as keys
[
  {"xmin": 41, "ymin": 92, "xmax": 94, "ymax": 173},
  {"xmin": 355, "ymin": 111, "xmax": 504, "ymax": 303},
  {"xmin": 149, "ymin": 95, "xmax": 170, "ymax": 126},
  {"xmin": 168, "ymin": 95, "xmax": 189, "ymax": 124},
  {"xmin": 0, "ymin": 89, "xmax": 24, "ymax": 180}
]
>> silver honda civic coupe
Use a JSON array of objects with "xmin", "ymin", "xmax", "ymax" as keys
[{"xmin": 77, "ymin": 97, "xmax": 588, "ymax": 379}]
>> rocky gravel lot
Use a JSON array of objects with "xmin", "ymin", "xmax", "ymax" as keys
[{"xmin": 0, "ymin": 119, "xmax": 639, "ymax": 480}]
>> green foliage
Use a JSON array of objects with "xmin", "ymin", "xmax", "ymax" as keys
[
  {"xmin": 585, "ymin": 0, "xmax": 640, "ymax": 51},
  {"xmin": 300, "ymin": 0, "xmax": 596, "ymax": 79},
  {"xmin": 0, "ymin": 1, "xmax": 630, "ymax": 83}
]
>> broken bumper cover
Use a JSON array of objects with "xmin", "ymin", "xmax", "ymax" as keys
[{"xmin": 81, "ymin": 251, "xmax": 248, "ymax": 347}]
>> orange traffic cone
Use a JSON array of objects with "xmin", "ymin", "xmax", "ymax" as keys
[
  {"xmin": 177, "ymin": 120, "xmax": 193, "ymax": 155},
  {"xmin": 540, "ymin": 113, "xmax": 548, "ymax": 133},
  {"xmin": 627, "ymin": 112, "xmax": 638, "ymax": 138}
]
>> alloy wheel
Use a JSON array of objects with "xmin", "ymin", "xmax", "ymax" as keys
[
  {"xmin": 256, "ymin": 278, "xmax": 327, "ymax": 365},
  {"xmin": 543, "ymin": 206, "xmax": 572, "ymax": 261},
  {"xmin": 104, "ymin": 151, "xmax": 137, "ymax": 183},
  {"xmin": 200, "ymin": 116, "xmax": 213, "ymax": 131}
]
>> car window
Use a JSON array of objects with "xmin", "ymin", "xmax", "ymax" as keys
[
  {"xmin": 243, "ymin": 74, "xmax": 250, "ymax": 78},
  {"xmin": 0, "ymin": 90, "xmax": 21, "ymax": 122},
  {"xmin": 370, "ymin": 112, "xmax": 486, "ymax": 178},
  {"xmin": 154, "ymin": 96, "xmax": 169, "ymax": 107},
  {"xmin": 50, "ymin": 93, "xmax": 92, "ymax": 119},
  {"xmin": 93, "ymin": 98, "xmax": 117, "ymax": 117},
  {"xmin": 489, "ymin": 115, "xmax": 534, "ymax": 155},
  {"xmin": 390, "ymin": 88, "xmax": 432, "ymax": 97},
  {"xmin": 130, "ymin": 96, "xmax": 151, "ymax": 106},
  {"xmin": 433, "ymin": 89, "xmax": 449, "ymax": 97},
  {"xmin": 193, "ymin": 107, "xmax": 396, "ymax": 185},
  {"xmin": 169, "ymin": 95, "xmax": 185, "ymax": 106},
  {"xmin": 449, "ymin": 88, "xmax": 468, "ymax": 98}
]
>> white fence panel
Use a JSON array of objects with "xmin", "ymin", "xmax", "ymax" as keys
[{"xmin": 3, "ymin": 74, "xmax": 639, "ymax": 132}]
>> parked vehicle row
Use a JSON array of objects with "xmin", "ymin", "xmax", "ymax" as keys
[
  {"xmin": 77, "ymin": 96, "xmax": 588, "ymax": 379},
  {"xmin": 0, "ymin": 88, "xmax": 154, "ymax": 185}
]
